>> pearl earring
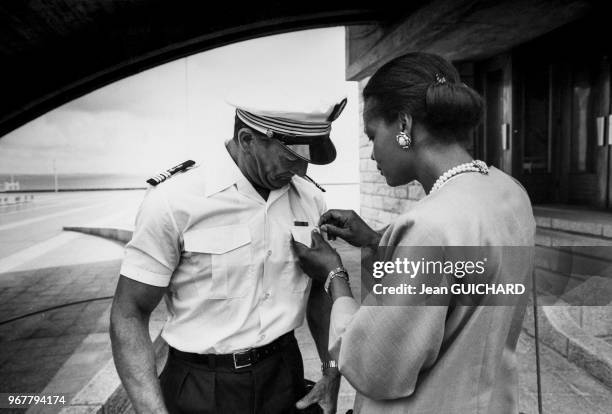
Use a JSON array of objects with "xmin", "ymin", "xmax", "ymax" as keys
[{"xmin": 396, "ymin": 131, "xmax": 412, "ymax": 150}]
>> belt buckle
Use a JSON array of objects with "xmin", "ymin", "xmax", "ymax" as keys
[{"xmin": 232, "ymin": 349, "xmax": 252, "ymax": 369}]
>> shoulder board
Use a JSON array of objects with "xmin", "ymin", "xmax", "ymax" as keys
[
  {"xmin": 146, "ymin": 160, "xmax": 196, "ymax": 186},
  {"xmin": 302, "ymin": 174, "xmax": 326, "ymax": 192}
]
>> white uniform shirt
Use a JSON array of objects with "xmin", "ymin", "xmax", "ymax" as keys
[{"xmin": 120, "ymin": 143, "xmax": 326, "ymax": 354}]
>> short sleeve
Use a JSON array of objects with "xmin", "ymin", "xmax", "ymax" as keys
[{"xmin": 120, "ymin": 189, "xmax": 181, "ymax": 287}]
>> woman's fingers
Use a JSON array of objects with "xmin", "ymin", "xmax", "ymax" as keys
[
  {"xmin": 318, "ymin": 209, "xmax": 350, "ymax": 227},
  {"xmin": 312, "ymin": 229, "xmax": 335, "ymax": 249},
  {"xmin": 310, "ymin": 229, "xmax": 322, "ymax": 247},
  {"xmin": 321, "ymin": 223, "xmax": 350, "ymax": 241},
  {"xmin": 318, "ymin": 210, "xmax": 335, "ymax": 226}
]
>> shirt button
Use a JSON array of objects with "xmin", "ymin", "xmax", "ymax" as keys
[
  {"xmin": 266, "ymin": 250, "xmax": 272, "ymax": 257},
  {"xmin": 263, "ymin": 292, "xmax": 271, "ymax": 300},
  {"xmin": 259, "ymin": 334, "xmax": 266, "ymax": 341}
]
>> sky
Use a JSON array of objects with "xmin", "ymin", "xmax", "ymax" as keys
[{"xmin": 0, "ymin": 27, "xmax": 360, "ymax": 184}]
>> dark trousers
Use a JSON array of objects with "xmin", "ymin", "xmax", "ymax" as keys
[{"xmin": 160, "ymin": 335, "xmax": 305, "ymax": 414}]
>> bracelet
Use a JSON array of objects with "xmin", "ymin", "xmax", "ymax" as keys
[
  {"xmin": 321, "ymin": 360, "xmax": 338, "ymax": 372},
  {"xmin": 324, "ymin": 266, "xmax": 349, "ymax": 296}
]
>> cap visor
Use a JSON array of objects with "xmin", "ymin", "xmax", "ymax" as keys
[{"xmin": 280, "ymin": 136, "xmax": 336, "ymax": 165}]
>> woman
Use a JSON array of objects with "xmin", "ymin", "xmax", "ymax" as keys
[{"xmin": 292, "ymin": 52, "xmax": 535, "ymax": 413}]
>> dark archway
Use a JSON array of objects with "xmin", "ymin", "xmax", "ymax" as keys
[{"xmin": 0, "ymin": 1, "xmax": 410, "ymax": 137}]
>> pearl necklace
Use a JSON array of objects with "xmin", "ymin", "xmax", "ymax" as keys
[{"xmin": 430, "ymin": 160, "xmax": 489, "ymax": 194}]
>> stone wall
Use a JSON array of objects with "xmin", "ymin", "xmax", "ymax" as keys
[{"xmin": 357, "ymin": 78, "xmax": 425, "ymax": 230}]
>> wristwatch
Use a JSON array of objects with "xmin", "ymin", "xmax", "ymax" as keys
[
  {"xmin": 321, "ymin": 360, "xmax": 338, "ymax": 372},
  {"xmin": 324, "ymin": 266, "xmax": 349, "ymax": 296}
]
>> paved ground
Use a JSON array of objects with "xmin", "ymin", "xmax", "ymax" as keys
[
  {"xmin": 0, "ymin": 260, "xmax": 122, "ymax": 413},
  {"xmin": 1, "ymin": 191, "xmax": 611, "ymax": 413},
  {"xmin": 0, "ymin": 191, "xmax": 142, "ymax": 261},
  {"xmin": 517, "ymin": 330, "xmax": 612, "ymax": 414},
  {"xmin": 0, "ymin": 192, "xmax": 140, "ymax": 413}
]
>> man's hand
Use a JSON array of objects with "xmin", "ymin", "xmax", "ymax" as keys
[
  {"xmin": 319, "ymin": 210, "xmax": 380, "ymax": 248},
  {"xmin": 296, "ymin": 369, "xmax": 341, "ymax": 414},
  {"xmin": 291, "ymin": 230, "xmax": 343, "ymax": 284}
]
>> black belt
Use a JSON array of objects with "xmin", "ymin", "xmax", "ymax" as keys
[{"xmin": 169, "ymin": 331, "xmax": 295, "ymax": 370}]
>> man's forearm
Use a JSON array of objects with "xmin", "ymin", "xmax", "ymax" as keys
[
  {"xmin": 110, "ymin": 312, "xmax": 167, "ymax": 414},
  {"xmin": 306, "ymin": 282, "xmax": 341, "ymax": 414},
  {"xmin": 306, "ymin": 283, "xmax": 335, "ymax": 364}
]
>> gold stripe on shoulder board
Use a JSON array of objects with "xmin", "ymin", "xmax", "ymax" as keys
[{"xmin": 146, "ymin": 160, "xmax": 196, "ymax": 186}]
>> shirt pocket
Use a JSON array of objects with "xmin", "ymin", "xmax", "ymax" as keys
[{"xmin": 183, "ymin": 225, "xmax": 253, "ymax": 299}]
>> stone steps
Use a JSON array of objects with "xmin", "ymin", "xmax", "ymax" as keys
[{"xmin": 532, "ymin": 207, "xmax": 612, "ymax": 390}]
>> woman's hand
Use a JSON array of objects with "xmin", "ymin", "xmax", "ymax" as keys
[
  {"xmin": 291, "ymin": 230, "xmax": 343, "ymax": 284},
  {"xmin": 319, "ymin": 209, "xmax": 381, "ymax": 248}
]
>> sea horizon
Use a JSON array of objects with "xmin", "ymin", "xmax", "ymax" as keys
[
  {"xmin": 0, "ymin": 173, "xmax": 146, "ymax": 191},
  {"xmin": 0, "ymin": 173, "xmax": 360, "ymax": 210}
]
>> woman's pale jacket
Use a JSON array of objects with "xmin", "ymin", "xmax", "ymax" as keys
[{"xmin": 330, "ymin": 167, "xmax": 536, "ymax": 413}]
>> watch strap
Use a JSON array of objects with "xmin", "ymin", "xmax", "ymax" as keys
[{"xmin": 321, "ymin": 360, "xmax": 338, "ymax": 371}]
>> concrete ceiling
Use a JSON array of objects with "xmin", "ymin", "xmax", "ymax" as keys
[
  {"xmin": 0, "ymin": 1, "xmax": 415, "ymax": 138},
  {"xmin": 346, "ymin": 0, "xmax": 595, "ymax": 80}
]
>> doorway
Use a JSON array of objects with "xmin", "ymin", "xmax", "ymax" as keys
[{"xmin": 475, "ymin": 55, "xmax": 513, "ymax": 174}]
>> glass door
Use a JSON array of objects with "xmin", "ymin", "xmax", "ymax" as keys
[{"xmin": 559, "ymin": 56, "xmax": 611, "ymax": 208}]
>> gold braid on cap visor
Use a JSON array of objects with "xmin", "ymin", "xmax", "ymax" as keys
[{"xmin": 236, "ymin": 109, "xmax": 332, "ymax": 137}]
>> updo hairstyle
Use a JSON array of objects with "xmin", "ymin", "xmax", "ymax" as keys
[{"xmin": 363, "ymin": 52, "xmax": 484, "ymax": 143}]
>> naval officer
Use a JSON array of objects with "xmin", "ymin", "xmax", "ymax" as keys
[{"xmin": 110, "ymin": 92, "xmax": 347, "ymax": 414}]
